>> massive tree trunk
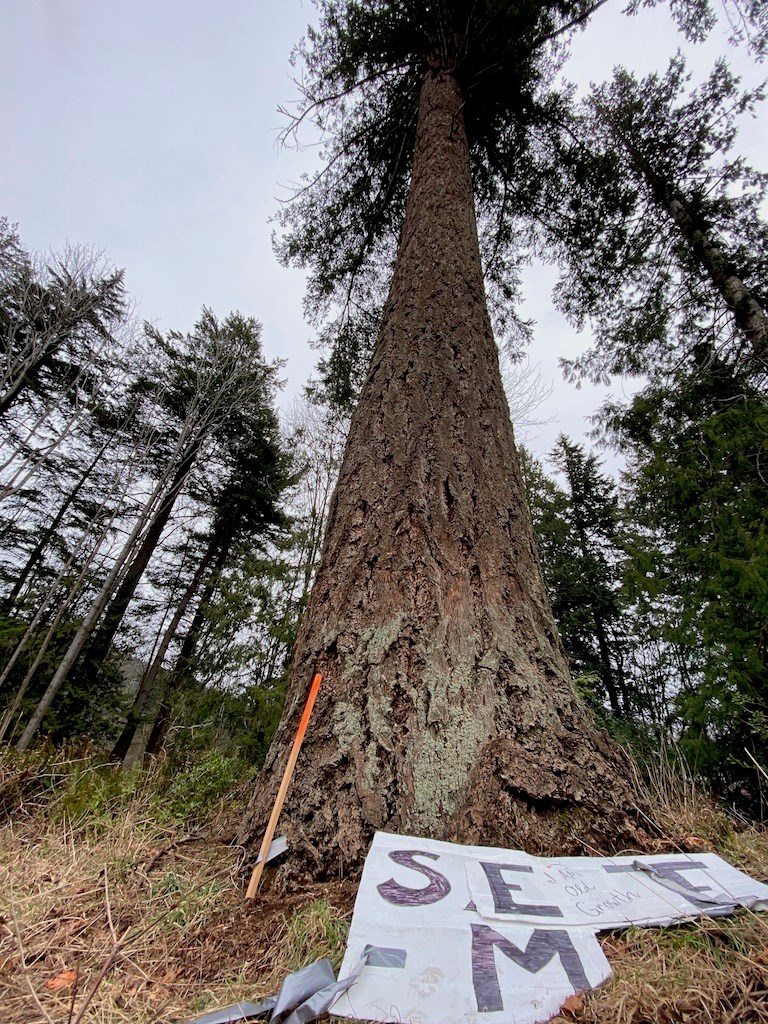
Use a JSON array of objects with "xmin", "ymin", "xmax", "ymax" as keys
[{"xmin": 239, "ymin": 68, "xmax": 639, "ymax": 876}]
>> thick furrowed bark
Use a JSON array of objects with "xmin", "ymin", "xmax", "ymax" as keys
[{"xmin": 239, "ymin": 69, "xmax": 639, "ymax": 877}]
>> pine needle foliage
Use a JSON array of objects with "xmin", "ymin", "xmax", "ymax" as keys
[{"xmin": 275, "ymin": 0, "xmax": 617, "ymax": 403}]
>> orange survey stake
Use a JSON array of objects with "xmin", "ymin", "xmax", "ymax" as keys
[{"xmin": 245, "ymin": 671, "xmax": 323, "ymax": 898}]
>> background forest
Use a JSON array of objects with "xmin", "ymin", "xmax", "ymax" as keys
[
  {"xmin": 0, "ymin": 220, "xmax": 350, "ymax": 780},
  {"xmin": 1, "ymin": 168, "xmax": 765, "ymax": 816},
  {"xmin": 1, "ymin": 4, "xmax": 768, "ymax": 1024},
  {"xmin": 1, "ymin": 0, "xmax": 766, "ymax": 817}
]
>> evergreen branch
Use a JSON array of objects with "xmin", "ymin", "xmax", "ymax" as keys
[
  {"xmin": 278, "ymin": 64, "xmax": 411, "ymax": 148},
  {"xmin": 532, "ymin": 0, "xmax": 613, "ymax": 50}
]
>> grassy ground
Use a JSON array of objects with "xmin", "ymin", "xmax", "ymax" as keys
[
  {"xmin": 1, "ymin": 748, "xmax": 766, "ymax": 1024},
  {"xmin": 1, "ymin": 748, "xmax": 355, "ymax": 1024}
]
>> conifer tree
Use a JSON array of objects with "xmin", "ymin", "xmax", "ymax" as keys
[
  {"xmin": 536, "ymin": 58, "xmax": 768, "ymax": 386},
  {"xmin": 525, "ymin": 439, "xmax": 630, "ymax": 719},
  {"xmin": 239, "ymin": 0, "xmax": 660, "ymax": 873},
  {"xmin": 614, "ymin": 357, "xmax": 768, "ymax": 810},
  {"xmin": 13, "ymin": 310, "xmax": 282, "ymax": 751},
  {"xmin": 111, "ymin": 393, "xmax": 292, "ymax": 763},
  {"xmin": 0, "ymin": 217, "xmax": 126, "ymax": 418}
]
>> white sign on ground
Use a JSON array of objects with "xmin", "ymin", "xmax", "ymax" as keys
[{"xmin": 331, "ymin": 831, "xmax": 768, "ymax": 1024}]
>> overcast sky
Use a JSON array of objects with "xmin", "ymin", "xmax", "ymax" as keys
[{"xmin": 2, "ymin": 0, "xmax": 765, "ymax": 463}]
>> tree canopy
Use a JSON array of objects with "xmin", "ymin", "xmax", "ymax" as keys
[
  {"xmin": 276, "ymin": 0, "xmax": 768, "ymax": 405},
  {"xmin": 536, "ymin": 56, "xmax": 768, "ymax": 388},
  {"xmin": 277, "ymin": 0, "xmax": 614, "ymax": 398}
]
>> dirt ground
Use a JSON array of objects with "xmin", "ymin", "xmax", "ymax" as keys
[{"xmin": 2, "ymin": 757, "xmax": 767, "ymax": 1023}]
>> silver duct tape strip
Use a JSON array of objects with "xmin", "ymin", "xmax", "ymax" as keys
[
  {"xmin": 362, "ymin": 945, "xmax": 407, "ymax": 968},
  {"xmin": 186, "ymin": 949, "xmax": 366, "ymax": 1024},
  {"xmin": 188, "ymin": 997, "xmax": 277, "ymax": 1024},
  {"xmin": 271, "ymin": 958, "xmax": 336, "ymax": 1020},
  {"xmin": 282, "ymin": 951, "xmax": 369, "ymax": 1024},
  {"xmin": 290, "ymin": 942, "xmax": 370, "ymax": 1024},
  {"xmin": 256, "ymin": 835, "xmax": 289, "ymax": 866},
  {"xmin": 281, "ymin": 977, "xmax": 354, "ymax": 1024},
  {"xmin": 631, "ymin": 860, "xmax": 739, "ymax": 912}
]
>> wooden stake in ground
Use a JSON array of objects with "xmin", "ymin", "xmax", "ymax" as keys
[{"xmin": 245, "ymin": 671, "xmax": 323, "ymax": 898}]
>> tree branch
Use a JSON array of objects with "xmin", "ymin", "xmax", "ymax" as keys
[{"xmin": 532, "ymin": 0, "xmax": 613, "ymax": 50}]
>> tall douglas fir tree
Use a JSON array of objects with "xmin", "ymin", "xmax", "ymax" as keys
[
  {"xmin": 240, "ymin": 0, "xmax": 768, "ymax": 873},
  {"xmin": 239, "ymin": 0, "xmax": 655, "ymax": 873}
]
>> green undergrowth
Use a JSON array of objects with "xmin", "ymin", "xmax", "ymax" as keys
[
  {"xmin": 287, "ymin": 898, "xmax": 351, "ymax": 971},
  {"xmin": 1, "ymin": 742, "xmax": 767, "ymax": 1024},
  {"xmin": 0, "ymin": 742, "xmax": 256, "ymax": 833}
]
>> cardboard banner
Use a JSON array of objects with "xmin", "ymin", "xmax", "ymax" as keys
[{"xmin": 331, "ymin": 832, "xmax": 768, "ymax": 1024}]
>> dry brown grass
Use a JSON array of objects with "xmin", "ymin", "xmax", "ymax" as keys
[
  {"xmin": 0, "ymin": 747, "xmax": 766, "ymax": 1024},
  {"xmin": 549, "ymin": 752, "xmax": 768, "ymax": 1024},
  {"xmin": 553, "ymin": 909, "xmax": 768, "ymax": 1024},
  {"xmin": 0, "ymin": 752, "xmax": 355, "ymax": 1024}
]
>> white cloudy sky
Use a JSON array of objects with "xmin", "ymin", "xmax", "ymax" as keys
[{"xmin": 1, "ymin": 0, "xmax": 765, "ymax": 461}]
